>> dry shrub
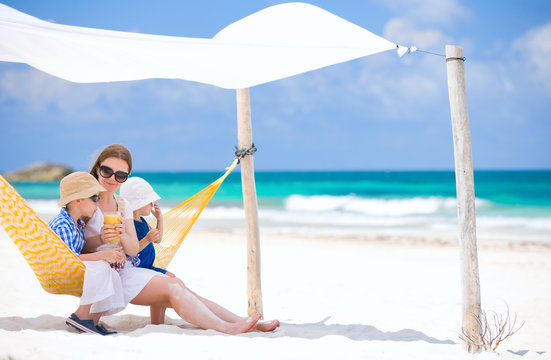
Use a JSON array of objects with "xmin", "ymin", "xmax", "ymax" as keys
[{"xmin": 460, "ymin": 305, "xmax": 524, "ymax": 352}]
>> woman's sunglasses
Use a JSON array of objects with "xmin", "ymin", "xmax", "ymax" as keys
[
  {"xmin": 89, "ymin": 194, "xmax": 100, "ymax": 202},
  {"xmin": 99, "ymin": 165, "xmax": 129, "ymax": 183}
]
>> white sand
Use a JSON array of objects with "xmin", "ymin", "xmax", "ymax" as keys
[{"xmin": 1, "ymin": 226, "xmax": 550, "ymax": 360}]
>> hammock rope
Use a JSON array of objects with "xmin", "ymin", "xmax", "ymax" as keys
[
  {"xmin": 152, "ymin": 158, "xmax": 238, "ymax": 268},
  {"xmin": 234, "ymin": 144, "xmax": 257, "ymax": 164},
  {"xmin": 0, "ymin": 158, "xmax": 239, "ymax": 297}
]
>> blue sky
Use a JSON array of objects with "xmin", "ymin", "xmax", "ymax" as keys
[{"xmin": 1, "ymin": 0, "xmax": 550, "ymax": 172}]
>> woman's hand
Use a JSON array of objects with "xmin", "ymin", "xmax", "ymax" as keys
[
  {"xmin": 146, "ymin": 228, "xmax": 163, "ymax": 244},
  {"xmin": 114, "ymin": 222, "xmax": 125, "ymax": 238},
  {"xmin": 100, "ymin": 224, "xmax": 119, "ymax": 243},
  {"xmin": 103, "ymin": 247, "xmax": 125, "ymax": 264}
]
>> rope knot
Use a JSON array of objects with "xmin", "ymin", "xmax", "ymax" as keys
[
  {"xmin": 446, "ymin": 56, "xmax": 466, "ymax": 62},
  {"xmin": 234, "ymin": 144, "xmax": 257, "ymax": 164}
]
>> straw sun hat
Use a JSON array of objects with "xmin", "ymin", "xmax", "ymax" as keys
[
  {"xmin": 59, "ymin": 172, "xmax": 106, "ymax": 207},
  {"xmin": 120, "ymin": 177, "xmax": 161, "ymax": 211}
]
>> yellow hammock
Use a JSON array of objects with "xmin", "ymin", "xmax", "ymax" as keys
[{"xmin": 0, "ymin": 159, "xmax": 238, "ymax": 297}]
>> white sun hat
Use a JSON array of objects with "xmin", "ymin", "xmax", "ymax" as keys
[{"xmin": 120, "ymin": 177, "xmax": 161, "ymax": 211}]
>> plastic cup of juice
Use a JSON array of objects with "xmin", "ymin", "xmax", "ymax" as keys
[{"xmin": 103, "ymin": 211, "xmax": 122, "ymax": 242}]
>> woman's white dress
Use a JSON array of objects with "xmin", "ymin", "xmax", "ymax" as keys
[{"xmin": 84, "ymin": 195, "xmax": 164, "ymax": 309}]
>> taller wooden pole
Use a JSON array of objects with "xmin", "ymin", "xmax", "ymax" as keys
[
  {"xmin": 445, "ymin": 45, "xmax": 482, "ymax": 353},
  {"xmin": 236, "ymin": 88, "xmax": 264, "ymax": 317}
]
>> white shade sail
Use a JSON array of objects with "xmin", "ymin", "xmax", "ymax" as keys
[{"xmin": 0, "ymin": 2, "xmax": 397, "ymax": 89}]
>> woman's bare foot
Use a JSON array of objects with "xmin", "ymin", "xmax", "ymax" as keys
[
  {"xmin": 254, "ymin": 320, "xmax": 280, "ymax": 332},
  {"xmin": 224, "ymin": 313, "xmax": 262, "ymax": 335}
]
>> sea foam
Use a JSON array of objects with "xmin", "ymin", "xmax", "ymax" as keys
[{"xmin": 284, "ymin": 194, "xmax": 461, "ymax": 216}]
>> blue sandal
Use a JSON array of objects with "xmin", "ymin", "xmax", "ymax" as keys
[
  {"xmin": 65, "ymin": 313, "xmax": 104, "ymax": 335},
  {"xmin": 96, "ymin": 323, "xmax": 117, "ymax": 335}
]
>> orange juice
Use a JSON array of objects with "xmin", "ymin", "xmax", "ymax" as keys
[{"xmin": 103, "ymin": 212, "xmax": 121, "ymax": 242}]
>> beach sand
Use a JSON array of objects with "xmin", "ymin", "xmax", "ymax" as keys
[{"xmin": 0, "ymin": 225, "xmax": 550, "ymax": 360}]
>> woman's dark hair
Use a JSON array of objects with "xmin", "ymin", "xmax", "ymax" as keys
[{"xmin": 90, "ymin": 144, "xmax": 132, "ymax": 179}]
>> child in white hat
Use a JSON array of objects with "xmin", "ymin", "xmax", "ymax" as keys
[
  {"xmin": 120, "ymin": 177, "xmax": 173, "ymax": 277},
  {"xmin": 120, "ymin": 176, "xmax": 175, "ymax": 324},
  {"xmin": 48, "ymin": 172, "xmax": 126, "ymax": 335}
]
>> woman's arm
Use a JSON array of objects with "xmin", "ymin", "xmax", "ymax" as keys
[
  {"xmin": 118, "ymin": 218, "xmax": 139, "ymax": 257},
  {"xmin": 113, "ymin": 196, "xmax": 139, "ymax": 257},
  {"xmin": 138, "ymin": 232, "xmax": 153, "ymax": 252}
]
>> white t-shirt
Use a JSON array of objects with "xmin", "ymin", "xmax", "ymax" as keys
[{"xmin": 85, "ymin": 194, "xmax": 134, "ymax": 238}]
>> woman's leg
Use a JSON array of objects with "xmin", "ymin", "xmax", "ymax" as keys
[
  {"xmin": 187, "ymin": 289, "xmax": 241, "ymax": 322},
  {"xmin": 131, "ymin": 276, "xmax": 260, "ymax": 334},
  {"xmin": 187, "ymin": 288, "xmax": 280, "ymax": 332}
]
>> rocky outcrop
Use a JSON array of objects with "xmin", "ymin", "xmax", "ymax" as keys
[{"xmin": 2, "ymin": 162, "xmax": 73, "ymax": 182}]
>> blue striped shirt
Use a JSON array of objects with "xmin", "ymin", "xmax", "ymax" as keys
[{"xmin": 48, "ymin": 207, "xmax": 86, "ymax": 255}]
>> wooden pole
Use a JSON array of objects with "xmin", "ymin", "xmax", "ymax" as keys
[
  {"xmin": 236, "ymin": 88, "xmax": 264, "ymax": 317},
  {"xmin": 445, "ymin": 45, "xmax": 482, "ymax": 353}
]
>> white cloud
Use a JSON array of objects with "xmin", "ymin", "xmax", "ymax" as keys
[
  {"xmin": 467, "ymin": 60, "xmax": 515, "ymax": 98},
  {"xmin": 358, "ymin": 53, "xmax": 448, "ymax": 120},
  {"xmin": 0, "ymin": 66, "xmax": 231, "ymax": 121},
  {"xmin": 383, "ymin": 18, "xmax": 452, "ymax": 49},
  {"xmin": 254, "ymin": 66, "xmax": 347, "ymax": 121},
  {"xmin": 511, "ymin": 23, "xmax": 551, "ymax": 93},
  {"xmin": 464, "ymin": 22, "xmax": 551, "ymax": 100},
  {"xmin": 377, "ymin": 0, "xmax": 470, "ymax": 52},
  {"xmin": 142, "ymin": 79, "xmax": 231, "ymax": 111},
  {"xmin": 0, "ymin": 67, "xmax": 131, "ymax": 119},
  {"xmin": 254, "ymin": 49, "xmax": 448, "ymax": 126},
  {"xmin": 375, "ymin": 0, "xmax": 472, "ymax": 27},
  {"xmin": 258, "ymin": 114, "xmax": 292, "ymax": 133}
]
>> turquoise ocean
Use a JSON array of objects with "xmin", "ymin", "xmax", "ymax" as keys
[{"xmin": 13, "ymin": 170, "xmax": 551, "ymax": 244}]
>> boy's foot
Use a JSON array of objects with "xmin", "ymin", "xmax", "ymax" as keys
[
  {"xmin": 96, "ymin": 323, "xmax": 117, "ymax": 335},
  {"xmin": 65, "ymin": 313, "xmax": 104, "ymax": 335}
]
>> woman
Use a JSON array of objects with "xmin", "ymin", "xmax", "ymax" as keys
[{"xmin": 83, "ymin": 144, "xmax": 279, "ymax": 334}]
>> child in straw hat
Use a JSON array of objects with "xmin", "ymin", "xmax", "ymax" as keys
[{"xmin": 48, "ymin": 172, "xmax": 126, "ymax": 335}]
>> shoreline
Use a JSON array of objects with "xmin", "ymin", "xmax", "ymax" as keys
[{"xmin": 190, "ymin": 226, "xmax": 551, "ymax": 252}]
